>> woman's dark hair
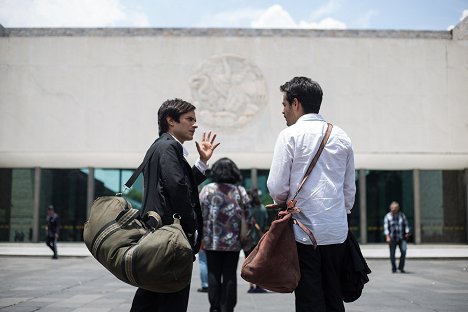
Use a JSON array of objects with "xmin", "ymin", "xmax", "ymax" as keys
[
  {"xmin": 158, "ymin": 98, "xmax": 196, "ymax": 136},
  {"xmin": 280, "ymin": 76, "xmax": 323, "ymax": 114},
  {"xmin": 210, "ymin": 157, "xmax": 242, "ymax": 184}
]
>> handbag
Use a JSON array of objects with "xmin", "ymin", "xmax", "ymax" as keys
[
  {"xmin": 241, "ymin": 123, "xmax": 333, "ymax": 293},
  {"xmin": 237, "ymin": 186, "xmax": 255, "ymax": 253},
  {"xmin": 83, "ymin": 142, "xmax": 193, "ymax": 293}
]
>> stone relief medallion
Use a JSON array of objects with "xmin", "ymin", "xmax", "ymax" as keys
[{"xmin": 190, "ymin": 55, "xmax": 268, "ymax": 129}]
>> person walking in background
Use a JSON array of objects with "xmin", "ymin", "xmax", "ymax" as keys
[
  {"xmin": 45, "ymin": 205, "xmax": 60, "ymax": 259},
  {"xmin": 384, "ymin": 201, "xmax": 410, "ymax": 273},
  {"xmin": 244, "ymin": 188, "xmax": 269, "ymax": 293},
  {"xmin": 200, "ymin": 157, "xmax": 250, "ymax": 312},
  {"xmin": 130, "ymin": 98, "xmax": 220, "ymax": 312},
  {"xmin": 267, "ymin": 76, "xmax": 356, "ymax": 312}
]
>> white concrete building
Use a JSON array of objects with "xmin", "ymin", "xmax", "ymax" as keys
[{"xmin": 0, "ymin": 17, "xmax": 467, "ymax": 244}]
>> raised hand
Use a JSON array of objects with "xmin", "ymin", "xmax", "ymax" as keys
[{"xmin": 196, "ymin": 131, "xmax": 220, "ymax": 163}]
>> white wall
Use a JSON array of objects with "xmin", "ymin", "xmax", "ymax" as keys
[{"xmin": 0, "ymin": 27, "xmax": 467, "ymax": 169}]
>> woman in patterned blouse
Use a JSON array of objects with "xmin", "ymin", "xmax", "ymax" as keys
[{"xmin": 200, "ymin": 157, "xmax": 251, "ymax": 312}]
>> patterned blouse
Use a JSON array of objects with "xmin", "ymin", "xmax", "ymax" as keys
[{"xmin": 200, "ymin": 182, "xmax": 250, "ymax": 251}]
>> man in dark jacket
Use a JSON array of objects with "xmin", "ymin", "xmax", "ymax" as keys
[
  {"xmin": 45, "ymin": 205, "xmax": 60, "ymax": 259},
  {"xmin": 131, "ymin": 98, "xmax": 220, "ymax": 312}
]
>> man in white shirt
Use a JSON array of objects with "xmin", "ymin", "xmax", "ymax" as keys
[{"xmin": 267, "ymin": 77, "xmax": 356, "ymax": 312}]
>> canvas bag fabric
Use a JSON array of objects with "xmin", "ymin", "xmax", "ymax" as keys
[
  {"xmin": 83, "ymin": 140, "xmax": 193, "ymax": 293},
  {"xmin": 83, "ymin": 196, "xmax": 193, "ymax": 293}
]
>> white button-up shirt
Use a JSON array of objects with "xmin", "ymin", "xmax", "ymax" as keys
[{"xmin": 267, "ymin": 114, "xmax": 356, "ymax": 245}]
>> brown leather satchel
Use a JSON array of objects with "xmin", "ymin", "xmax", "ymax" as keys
[{"xmin": 240, "ymin": 123, "xmax": 333, "ymax": 293}]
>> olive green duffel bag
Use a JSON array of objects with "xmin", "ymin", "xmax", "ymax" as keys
[
  {"xmin": 83, "ymin": 142, "xmax": 193, "ymax": 293},
  {"xmin": 83, "ymin": 196, "xmax": 193, "ymax": 293}
]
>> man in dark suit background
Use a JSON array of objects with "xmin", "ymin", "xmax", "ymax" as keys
[{"xmin": 131, "ymin": 98, "xmax": 220, "ymax": 312}]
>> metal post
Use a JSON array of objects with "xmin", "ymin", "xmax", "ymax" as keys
[
  {"xmin": 413, "ymin": 169, "xmax": 421, "ymax": 244},
  {"xmin": 359, "ymin": 169, "xmax": 367, "ymax": 244},
  {"xmin": 32, "ymin": 167, "xmax": 41, "ymax": 243},
  {"xmin": 251, "ymin": 168, "xmax": 258, "ymax": 189},
  {"xmin": 87, "ymin": 167, "xmax": 95, "ymax": 219}
]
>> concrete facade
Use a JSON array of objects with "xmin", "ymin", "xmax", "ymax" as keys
[{"xmin": 1, "ymin": 22, "xmax": 467, "ymax": 170}]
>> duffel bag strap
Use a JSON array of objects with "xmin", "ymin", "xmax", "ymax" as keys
[{"xmin": 124, "ymin": 139, "xmax": 158, "ymax": 189}]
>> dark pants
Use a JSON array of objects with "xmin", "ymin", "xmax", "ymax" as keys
[
  {"xmin": 45, "ymin": 236, "xmax": 57, "ymax": 258},
  {"xmin": 295, "ymin": 242, "xmax": 346, "ymax": 312},
  {"xmin": 205, "ymin": 250, "xmax": 240, "ymax": 312},
  {"xmin": 389, "ymin": 239, "xmax": 407, "ymax": 271},
  {"xmin": 130, "ymin": 284, "xmax": 190, "ymax": 312}
]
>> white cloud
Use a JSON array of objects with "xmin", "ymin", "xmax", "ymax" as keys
[
  {"xmin": 461, "ymin": 9, "xmax": 468, "ymax": 21},
  {"xmin": 310, "ymin": 0, "xmax": 343, "ymax": 20},
  {"xmin": 199, "ymin": 8, "xmax": 264, "ymax": 28},
  {"xmin": 251, "ymin": 4, "xmax": 346, "ymax": 29},
  {"xmin": 354, "ymin": 10, "xmax": 379, "ymax": 28},
  {"xmin": 0, "ymin": 0, "xmax": 150, "ymax": 27},
  {"xmin": 251, "ymin": 4, "xmax": 296, "ymax": 28},
  {"xmin": 448, "ymin": 9, "xmax": 468, "ymax": 30}
]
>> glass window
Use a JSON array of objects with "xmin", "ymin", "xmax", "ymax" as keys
[
  {"xmin": 94, "ymin": 169, "xmax": 143, "ymax": 210},
  {"xmin": 420, "ymin": 170, "xmax": 466, "ymax": 242},
  {"xmin": 240, "ymin": 169, "xmax": 252, "ymax": 189},
  {"xmin": 347, "ymin": 170, "xmax": 360, "ymax": 240},
  {"xmin": 366, "ymin": 170, "xmax": 414, "ymax": 243},
  {"xmin": 40, "ymin": 169, "xmax": 88, "ymax": 242},
  {"xmin": 0, "ymin": 168, "xmax": 35, "ymax": 242}
]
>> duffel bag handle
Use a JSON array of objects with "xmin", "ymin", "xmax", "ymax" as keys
[
  {"xmin": 142, "ymin": 212, "xmax": 183, "ymax": 230},
  {"xmin": 143, "ymin": 211, "xmax": 162, "ymax": 230}
]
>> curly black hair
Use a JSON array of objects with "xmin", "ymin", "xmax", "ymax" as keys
[{"xmin": 210, "ymin": 157, "xmax": 242, "ymax": 184}]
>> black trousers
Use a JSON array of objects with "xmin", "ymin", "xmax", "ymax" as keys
[
  {"xmin": 295, "ymin": 242, "xmax": 346, "ymax": 312},
  {"xmin": 205, "ymin": 250, "xmax": 240, "ymax": 312},
  {"xmin": 130, "ymin": 284, "xmax": 190, "ymax": 312},
  {"xmin": 45, "ymin": 236, "xmax": 57, "ymax": 257}
]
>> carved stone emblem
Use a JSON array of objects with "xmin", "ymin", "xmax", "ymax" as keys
[{"xmin": 190, "ymin": 55, "xmax": 268, "ymax": 129}]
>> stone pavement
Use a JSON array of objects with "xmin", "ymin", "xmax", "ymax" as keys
[
  {"xmin": 0, "ymin": 243, "xmax": 468, "ymax": 312},
  {"xmin": 1, "ymin": 242, "xmax": 468, "ymax": 259}
]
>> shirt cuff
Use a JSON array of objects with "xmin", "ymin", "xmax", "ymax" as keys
[{"xmin": 195, "ymin": 158, "xmax": 209, "ymax": 175}]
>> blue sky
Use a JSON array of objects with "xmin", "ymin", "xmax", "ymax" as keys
[{"xmin": 0, "ymin": 0, "xmax": 467, "ymax": 30}]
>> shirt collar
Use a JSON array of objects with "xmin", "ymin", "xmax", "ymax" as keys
[
  {"xmin": 296, "ymin": 113, "xmax": 325, "ymax": 123},
  {"xmin": 169, "ymin": 134, "xmax": 189, "ymax": 157}
]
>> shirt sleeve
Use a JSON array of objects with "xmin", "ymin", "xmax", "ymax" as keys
[
  {"xmin": 195, "ymin": 158, "xmax": 209, "ymax": 175},
  {"xmin": 267, "ymin": 130, "xmax": 293, "ymax": 205},
  {"xmin": 383, "ymin": 214, "xmax": 389, "ymax": 235},
  {"xmin": 343, "ymin": 146, "xmax": 356, "ymax": 214},
  {"xmin": 403, "ymin": 213, "xmax": 410, "ymax": 233}
]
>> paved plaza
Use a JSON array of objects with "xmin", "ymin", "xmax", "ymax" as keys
[{"xmin": 0, "ymin": 246, "xmax": 467, "ymax": 312}]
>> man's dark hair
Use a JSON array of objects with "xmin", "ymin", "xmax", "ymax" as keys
[
  {"xmin": 210, "ymin": 157, "xmax": 242, "ymax": 184},
  {"xmin": 280, "ymin": 76, "xmax": 323, "ymax": 114},
  {"xmin": 157, "ymin": 98, "xmax": 196, "ymax": 135}
]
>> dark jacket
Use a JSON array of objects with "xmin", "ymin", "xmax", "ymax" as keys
[
  {"xmin": 46, "ymin": 213, "xmax": 60, "ymax": 238},
  {"xmin": 140, "ymin": 133, "xmax": 206, "ymax": 253},
  {"xmin": 341, "ymin": 231, "xmax": 371, "ymax": 302}
]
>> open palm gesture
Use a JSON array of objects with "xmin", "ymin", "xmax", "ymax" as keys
[{"xmin": 196, "ymin": 131, "xmax": 220, "ymax": 163}]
